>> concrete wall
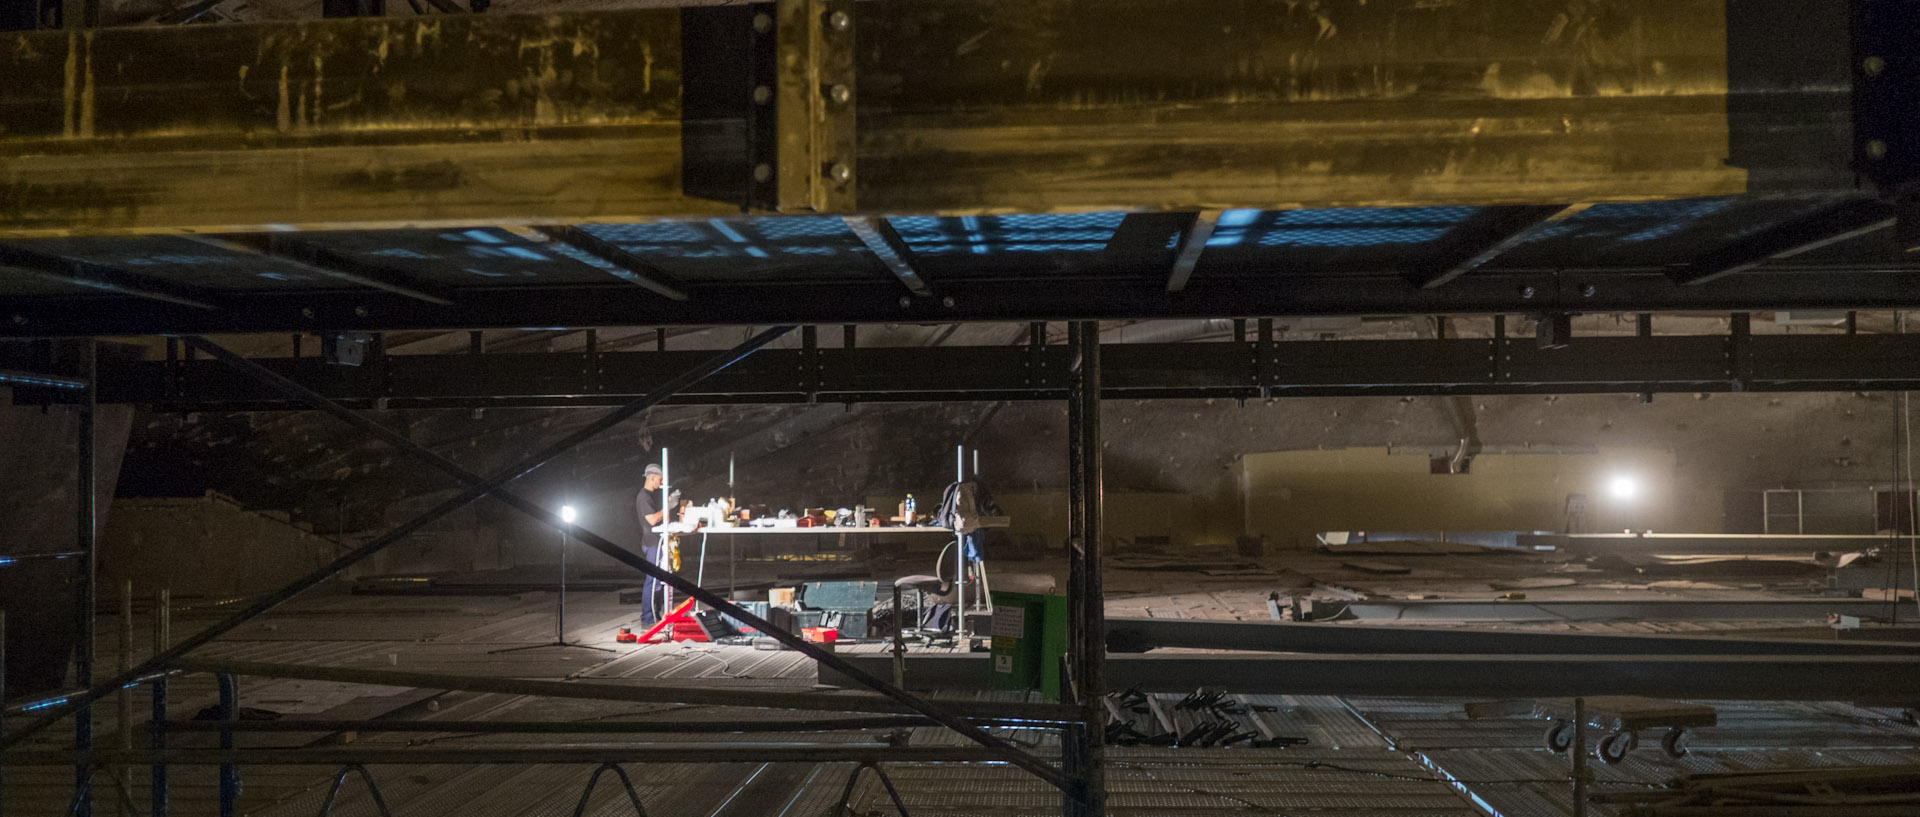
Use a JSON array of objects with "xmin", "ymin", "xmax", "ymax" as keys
[
  {"xmin": 1237, "ymin": 446, "xmax": 1704, "ymax": 549},
  {"xmin": 99, "ymin": 494, "xmax": 345, "ymax": 599}
]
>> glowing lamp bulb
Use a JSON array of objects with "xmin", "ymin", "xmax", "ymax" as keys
[
  {"xmin": 560, "ymin": 505, "xmax": 578, "ymax": 524},
  {"xmin": 1608, "ymin": 477, "xmax": 1638, "ymax": 501}
]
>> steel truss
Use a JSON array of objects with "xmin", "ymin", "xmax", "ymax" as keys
[{"xmin": 68, "ymin": 325, "xmax": 1920, "ymax": 411}]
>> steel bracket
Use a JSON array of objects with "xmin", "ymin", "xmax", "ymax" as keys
[{"xmin": 748, "ymin": 0, "xmax": 856, "ymax": 212}]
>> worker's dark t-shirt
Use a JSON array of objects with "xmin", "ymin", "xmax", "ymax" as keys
[{"xmin": 635, "ymin": 489, "xmax": 659, "ymax": 550}]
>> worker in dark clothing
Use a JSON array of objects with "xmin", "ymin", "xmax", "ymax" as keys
[{"xmin": 634, "ymin": 463, "xmax": 680, "ymax": 626}]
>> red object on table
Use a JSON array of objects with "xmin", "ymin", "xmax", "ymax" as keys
[{"xmin": 802, "ymin": 627, "xmax": 838, "ymax": 643}]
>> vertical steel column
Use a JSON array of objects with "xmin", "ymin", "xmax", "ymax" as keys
[
  {"xmin": 116, "ymin": 581, "xmax": 131, "ymax": 817},
  {"xmin": 1063, "ymin": 321, "xmax": 1106, "ymax": 817},
  {"xmin": 1, "ymin": 610, "xmax": 7, "ymax": 817},
  {"xmin": 73, "ymin": 339, "xmax": 97, "ymax": 817},
  {"xmin": 217, "ymin": 673, "xmax": 238, "ymax": 817},
  {"xmin": 1571, "ymin": 697, "xmax": 1590, "ymax": 817},
  {"xmin": 150, "ymin": 590, "xmax": 169, "ymax": 817}
]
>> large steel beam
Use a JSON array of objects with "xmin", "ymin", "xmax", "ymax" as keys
[
  {"xmin": 0, "ymin": 1, "xmax": 1851, "ymax": 235},
  {"xmin": 1104, "ymin": 618, "xmax": 1920, "ymax": 656},
  {"xmin": 0, "ymin": 329, "xmax": 788, "ymax": 752},
  {"xmin": 12, "ymin": 266, "xmax": 1920, "ymax": 336},
  {"xmin": 92, "ymin": 333, "xmax": 1920, "ymax": 409},
  {"xmin": 169, "ymin": 334, "xmax": 1076, "ymax": 795},
  {"xmin": 827, "ymin": 653, "xmax": 1920, "ymax": 701},
  {"xmin": 1527, "ymin": 532, "xmax": 1900, "ymax": 554}
]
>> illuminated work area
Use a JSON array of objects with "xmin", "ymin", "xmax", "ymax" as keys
[{"xmin": 4, "ymin": 1, "xmax": 1920, "ymax": 815}]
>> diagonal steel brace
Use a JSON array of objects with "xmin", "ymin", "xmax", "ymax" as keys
[
  {"xmin": 2, "ymin": 328, "xmax": 789, "ymax": 752},
  {"xmin": 175, "ymin": 333, "xmax": 1074, "ymax": 794}
]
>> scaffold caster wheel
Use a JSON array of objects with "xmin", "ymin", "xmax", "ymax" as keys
[
  {"xmin": 1543, "ymin": 720, "xmax": 1573, "ymax": 753},
  {"xmin": 1597, "ymin": 730, "xmax": 1637, "ymax": 765},
  {"xmin": 1660, "ymin": 727, "xmax": 1689, "ymax": 758}
]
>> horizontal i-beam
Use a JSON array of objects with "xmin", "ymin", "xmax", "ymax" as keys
[
  {"xmin": 1104, "ymin": 617, "xmax": 1920, "ymax": 655},
  {"xmin": 1675, "ymin": 199, "xmax": 1896, "ymax": 285},
  {"xmin": 1334, "ymin": 598, "xmax": 1900, "ymax": 622}
]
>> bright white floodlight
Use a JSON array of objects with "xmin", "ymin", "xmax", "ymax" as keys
[
  {"xmin": 1608, "ymin": 476, "xmax": 1639, "ymax": 501},
  {"xmin": 560, "ymin": 505, "xmax": 578, "ymax": 524}
]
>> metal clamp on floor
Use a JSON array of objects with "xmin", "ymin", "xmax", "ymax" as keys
[
  {"xmin": 836, "ymin": 761, "xmax": 909, "ymax": 817},
  {"xmin": 317, "ymin": 765, "xmax": 393, "ymax": 817},
  {"xmin": 571, "ymin": 763, "xmax": 649, "ymax": 817}
]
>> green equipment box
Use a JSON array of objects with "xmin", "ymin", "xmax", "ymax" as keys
[{"xmin": 987, "ymin": 591, "xmax": 1069, "ymax": 700}]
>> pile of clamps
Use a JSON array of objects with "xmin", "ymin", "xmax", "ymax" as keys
[{"xmin": 1102, "ymin": 687, "xmax": 1310, "ymax": 749}]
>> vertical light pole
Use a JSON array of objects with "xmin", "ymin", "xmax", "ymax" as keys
[{"xmin": 558, "ymin": 505, "xmax": 577, "ymax": 643}]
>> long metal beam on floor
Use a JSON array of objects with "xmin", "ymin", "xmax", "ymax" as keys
[
  {"xmin": 1331, "ymin": 598, "xmax": 1902, "ymax": 622},
  {"xmin": 830, "ymin": 653, "xmax": 1920, "ymax": 701},
  {"xmin": 1524, "ymin": 533, "xmax": 1900, "ymax": 554},
  {"xmin": 1105, "ymin": 618, "xmax": 1920, "ymax": 656},
  {"xmin": 0, "ymin": 0, "xmax": 1836, "ymax": 236},
  {"xmin": 75, "ymin": 331, "xmax": 1920, "ymax": 410}
]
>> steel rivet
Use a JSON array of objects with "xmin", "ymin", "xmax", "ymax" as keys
[
  {"xmin": 1520, "ymin": 285, "xmax": 1537, "ymax": 299},
  {"xmin": 1580, "ymin": 284, "xmax": 1596, "ymax": 298},
  {"xmin": 828, "ymin": 84, "xmax": 852, "ymax": 105},
  {"xmin": 753, "ymin": 85, "xmax": 772, "ymax": 105},
  {"xmin": 354, "ymin": 305, "xmax": 369, "ymax": 317},
  {"xmin": 942, "ymin": 295, "xmax": 956, "ymax": 308},
  {"xmin": 752, "ymin": 13, "xmax": 771, "ymax": 33},
  {"xmin": 753, "ymin": 163, "xmax": 773, "ymax": 183},
  {"xmin": 898, "ymin": 296, "xmax": 911, "ymax": 308},
  {"xmin": 828, "ymin": 162, "xmax": 852, "ymax": 183},
  {"xmin": 1864, "ymin": 56, "xmax": 1886, "ymax": 77},
  {"xmin": 827, "ymin": 10, "xmax": 851, "ymax": 31},
  {"xmin": 301, "ymin": 307, "xmax": 316, "ymax": 319},
  {"xmin": 10, "ymin": 314, "xmax": 24, "ymax": 325},
  {"xmin": 1867, "ymin": 140, "xmax": 1889, "ymax": 159}
]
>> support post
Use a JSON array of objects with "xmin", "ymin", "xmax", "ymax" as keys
[
  {"xmin": 217, "ymin": 673, "xmax": 237, "ymax": 817},
  {"xmin": 1064, "ymin": 321, "xmax": 1105, "ymax": 816},
  {"xmin": 150, "ymin": 590, "xmax": 168, "ymax": 817},
  {"xmin": 1571, "ymin": 697, "xmax": 1590, "ymax": 817},
  {"xmin": 1, "ymin": 610, "xmax": 7, "ymax": 817},
  {"xmin": 73, "ymin": 339, "xmax": 96, "ymax": 817},
  {"xmin": 116, "ymin": 581, "xmax": 131, "ymax": 817}
]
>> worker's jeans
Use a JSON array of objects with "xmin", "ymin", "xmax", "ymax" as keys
[{"xmin": 640, "ymin": 544, "xmax": 663, "ymax": 624}]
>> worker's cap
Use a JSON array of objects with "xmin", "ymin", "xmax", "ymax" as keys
[{"xmin": 644, "ymin": 464, "xmax": 663, "ymax": 477}]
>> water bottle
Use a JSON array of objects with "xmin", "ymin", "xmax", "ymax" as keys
[{"xmin": 904, "ymin": 494, "xmax": 916, "ymax": 525}]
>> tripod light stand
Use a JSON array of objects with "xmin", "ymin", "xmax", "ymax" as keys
[{"xmin": 489, "ymin": 504, "xmax": 615, "ymax": 654}]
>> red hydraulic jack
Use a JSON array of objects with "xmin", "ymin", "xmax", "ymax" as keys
[{"xmin": 631, "ymin": 598, "xmax": 705, "ymax": 644}]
